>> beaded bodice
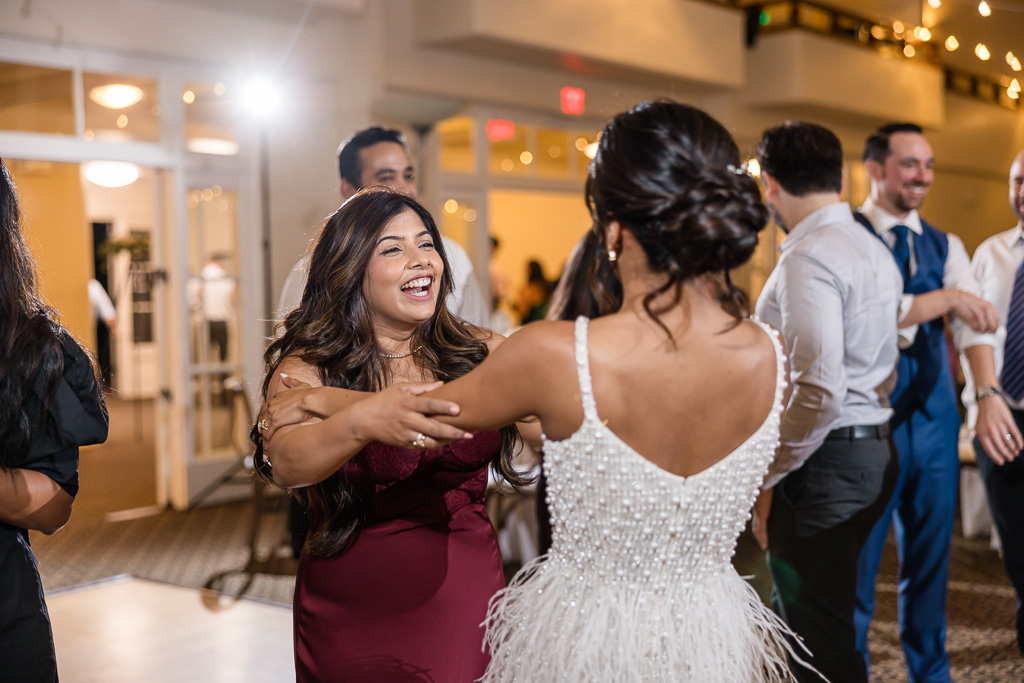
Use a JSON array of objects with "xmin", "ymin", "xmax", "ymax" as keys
[{"xmin": 541, "ymin": 316, "xmax": 785, "ymax": 593}]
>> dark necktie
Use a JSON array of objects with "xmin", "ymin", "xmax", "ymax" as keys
[
  {"xmin": 1001, "ymin": 254, "xmax": 1024, "ymax": 401},
  {"xmin": 891, "ymin": 224, "xmax": 911, "ymax": 286}
]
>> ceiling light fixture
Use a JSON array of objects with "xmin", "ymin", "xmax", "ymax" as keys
[
  {"xmin": 978, "ymin": 1, "xmax": 991, "ymax": 17},
  {"xmin": 185, "ymin": 138, "xmax": 240, "ymax": 156},
  {"xmin": 88, "ymin": 84, "xmax": 144, "ymax": 110},
  {"xmin": 975, "ymin": 43, "xmax": 991, "ymax": 60},
  {"xmin": 84, "ymin": 161, "xmax": 140, "ymax": 188},
  {"xmin": 945, "ymin": 35, "xmax": 960, "ymax": 51}
]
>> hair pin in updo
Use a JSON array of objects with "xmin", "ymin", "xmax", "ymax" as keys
[{"xmin": 726, "ymin": 164, "xmax": 749, "ymax": 177}]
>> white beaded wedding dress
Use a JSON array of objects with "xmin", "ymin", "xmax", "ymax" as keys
[{"xmin": 482, "ymin": 316, "xmax": 802, "ymax": 682}]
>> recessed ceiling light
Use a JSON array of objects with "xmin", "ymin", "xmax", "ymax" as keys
[
  {"xmin": 84, "ymin": 161, "xmax": 140, "ymax": 188},
  {"xmin": 88, "ymin": 84, "xmax": 144, "ymax": 110}
]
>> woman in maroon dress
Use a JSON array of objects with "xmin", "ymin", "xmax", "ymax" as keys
[{"xmin": 253, "ymin": 188, "xmax": 524, "ymax": 682}]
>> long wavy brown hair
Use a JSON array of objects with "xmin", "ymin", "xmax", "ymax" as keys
[{"xmin": 253, "ymin": 187, "xmax": 523, "ymax": 558}]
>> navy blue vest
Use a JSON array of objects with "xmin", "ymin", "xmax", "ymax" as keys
[{"xmin": 853, "ymin": 212, "xmax": 957, "ymax": 424}]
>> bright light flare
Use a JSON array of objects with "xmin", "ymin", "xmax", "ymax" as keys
[
  {"xmin": 945, "ymin": 35, "xmax": 960, "ymax": 51},
  {"xmin": 978, "ymin": 1, "xmax": 991, "ymax": 17},
  {"xmin": 975, "ymin": 43, "xmax": 991, "ymax": 60},
  {"xmin": 239, "ymin": 78, "xmax": 281, "ymax": 118}
]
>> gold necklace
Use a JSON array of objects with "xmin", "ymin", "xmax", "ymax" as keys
[{"xmin": 381, "ymin": 345, "xmax": 423, "ymax": 359}]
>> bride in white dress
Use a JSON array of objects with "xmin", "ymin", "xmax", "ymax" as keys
[{"xmin": 261, "ymin": 100, "xmax": 806, "ymax": 681}]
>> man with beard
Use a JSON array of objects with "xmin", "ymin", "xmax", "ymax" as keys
[
  {"xmin": 958, "ymin": 147, "xmax": 1024, "ymax": 658},
  {"xmin": 753, "ymin": 121, "xmax": 903, "ymax": 682},
  {"xmin": 853, "ymin": 123, "xmax": 1000, "ymax": 682}
]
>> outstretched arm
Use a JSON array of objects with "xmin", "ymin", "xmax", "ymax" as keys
[
  {"xmin": 901, "ymin": 289, "xmax": 999, "ymax": 333},
  {"xmin": 263, "ymin": 358, "xmax": 471, "ymax": 488}
]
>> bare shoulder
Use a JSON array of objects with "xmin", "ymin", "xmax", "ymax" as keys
[
  {"xmin": 720, "ymin": 318, "xmax": 783, "ymax": 370},
  {"xmin": 269, "ymin": 354, "xmax": 322, "ymax": 397},
  {"xmin": 479, "ymin": 320, "xmax": 578, "ymax": 373}
]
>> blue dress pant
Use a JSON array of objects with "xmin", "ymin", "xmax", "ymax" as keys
[
  {"xmin": 974, "ymin": 407, "xmax": 1024, "ymax": 657},
  {"xmin": 854, "ymin": 405, "xmax": 959, "ymax": 683}
]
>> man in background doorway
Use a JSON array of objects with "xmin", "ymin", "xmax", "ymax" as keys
[
  {"xmin": 276, "ymin": 126, "xmax": 489, "ymax": 327},
  {"xmin": 87, "ymin": 278, "xmax": 117, "ymax": 386},
  {"xmin": 197, "ymin": 253, "xmax": 236, "ymax": 364}
]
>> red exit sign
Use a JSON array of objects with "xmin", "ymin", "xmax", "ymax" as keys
[
  {"xmin": 561, "ymin": 86, "xmax": 585, "ymax": 115},
  {"xmin": 486, "ymin": 118, "xmax": 515, "ymax": 141}
]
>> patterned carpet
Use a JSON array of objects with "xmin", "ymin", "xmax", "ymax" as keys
[{"xmin": 31, "ymin": 397, "xmax": 1024, "ymax": 681}]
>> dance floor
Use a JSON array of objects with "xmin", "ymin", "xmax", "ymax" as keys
[{"xmin": 48, "ymin": 576, "xmax": 293, "ymax": 682}]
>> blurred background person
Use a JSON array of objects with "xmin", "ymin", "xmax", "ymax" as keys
[
  {"xmin": 87, "ymin": 277, "xmax": 117, "ymax": 387},
  {"xmin": 514, "ymin": 258, "xmax": 553, "ymax": 324}
]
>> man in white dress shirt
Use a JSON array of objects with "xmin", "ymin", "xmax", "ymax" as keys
[
  {"xmin": 958, "ymin": 148, "xmax": 1024, "ymax": 658},
  {"xmin": 276, "ymin": 127, "xmax": 489, "ymax": 328},
  {"xmin": 851, "ymin": 123, "xmax": 1000, "ymax": 683},
  {"xmin": 753, "ymin": 121, "xmax": 903, "ymax": 683}
]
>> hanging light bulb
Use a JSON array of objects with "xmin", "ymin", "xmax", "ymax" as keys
[
  {"xmin": 945, "ymin": 35, "xmax": 959, "ymax": 51},
  {"xmin": 978, "ymin": 1, "xmax": 991, "ymax": 17},
  {"xmin": 975, "ymin": 43, "xmax": 991, "ymax": 60},
  {"xmin": 928, "ymin": 0, "xmax": 941, "ymax": 6},
  {"xmin": 919, "ymin": 27, "xmax": 932, "ymax": 42},
  {"xmin": 1011, "ymin": 78, "xmax": 1021, "ymax": 92},
  {"xmin": 1013, "ymin": 57, "xmax": 1023, "ymax": 72}
]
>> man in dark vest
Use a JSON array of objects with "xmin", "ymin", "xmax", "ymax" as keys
[{"xmin": 852, "ymin": 123, "xmax": 1000, "ymax": 682}]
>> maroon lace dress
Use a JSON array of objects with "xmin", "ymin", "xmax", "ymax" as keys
[{"xmin": 293, "ymin": 431, "xmax": 504, "ymax": 683}]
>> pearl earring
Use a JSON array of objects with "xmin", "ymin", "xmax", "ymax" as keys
[{"xmin": 607, "ymin": 249, "xmax": 618, "ymax": 263}]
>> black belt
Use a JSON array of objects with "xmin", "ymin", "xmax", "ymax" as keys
[{"xmin": 826, "ymin": 423, "xmax": 891, "ymax": 441}]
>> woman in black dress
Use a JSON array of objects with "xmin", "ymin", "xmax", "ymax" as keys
[{"xmin": 0, "ymin": 157, "xmax": 108, "ymax": 681}]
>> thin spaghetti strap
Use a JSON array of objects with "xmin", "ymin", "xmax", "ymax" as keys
[
  {"xmin": 748, "ymin": 318, "xmax": 788, "ymax": 414},
  {"xmin": 573, "ymin": 316, "xmax": 600, "ymax": 421}
]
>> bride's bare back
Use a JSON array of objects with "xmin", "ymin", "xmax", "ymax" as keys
[{"xmin": 431, "ymin": 279, "xmax": 780, "ymax": 479}]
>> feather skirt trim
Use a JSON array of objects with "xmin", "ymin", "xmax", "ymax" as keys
[{"xmin": 480, "ymin": 558, "xmax": 817, "ymax": 682}]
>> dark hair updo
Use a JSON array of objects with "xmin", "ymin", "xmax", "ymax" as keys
[{"xmin": 585, "ymin": 100, "xmax": 768, "ymax": 327}]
